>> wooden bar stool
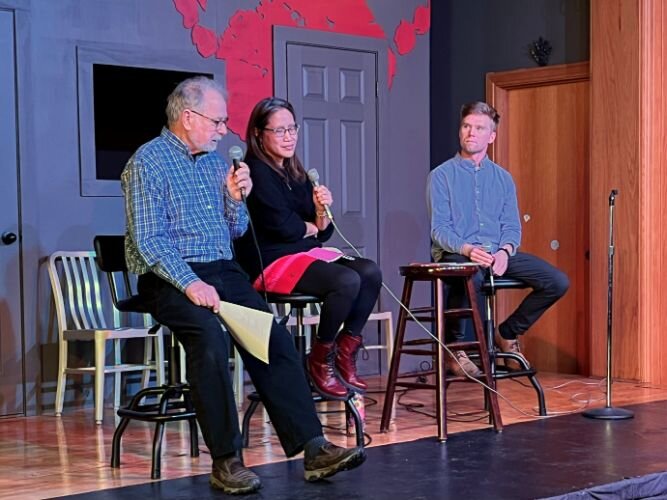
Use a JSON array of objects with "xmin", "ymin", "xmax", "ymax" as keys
[{"xmin": 379, "ymin": 263, "xmax": 503, "ymax": 441}]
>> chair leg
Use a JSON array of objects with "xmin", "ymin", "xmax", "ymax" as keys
[
  {"xmin": 241, "ymin": 398, "xmax": 260, "ymax": 448},
  {"xmin": 233, "ymin": 348, "xmax": 244, "ymax": 407},
  {"xmin": 151, "ymin": 422, "xmax": 166, "ymax": 480},
  {"xmin": 528, "ymin": 373, "xmax": 547, "ymax": 416},
  {"xmin": 113, "ymin": 339, "xmax": 121, "ymax": 410},
  {"xmin": 94, "ymin": 335, "xmax": 106, "ymax": 425},
  {"xmin": 384, "ymin": 314, "xmax": 394, "ymax": 369},
  {"xmin": 380, "ymin": 278, "xmax": 413, "ymax": 432},
  {"xmin": 141, "ymin": 336, "xmax": 152, "ymax": 388},
  {"xmin": 55, "ymin": 341, "xmax": 68, "ymax": 417},
  {"xmin": 154, "ymin": 330, "xmax": 166, "ymax": 386},
  {"xmin": 183, "ymin": 390, "xmax": 199, "ymax": 457},
  {"xmin": 110, "ymin": 417, "xmax": 131, "ymax": 468},
  {"xmin": 345, "ymin": 397, "xmax": 365, "ymax": 448},
  {"xmin": 179, "ymin": 339, "xmax": 187, "ymax": 384},
  {"xmin": 466, "ymin": 278, "xmax": 503, "ymax": 433},
  {"xmin": 187, "ymin": 418, "xmax": 200, "ymax": 457}
]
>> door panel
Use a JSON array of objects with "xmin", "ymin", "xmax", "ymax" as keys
[
  {"xmin": 489, "ymin": 73, "xmax": 589, "ymax": 375},
  {"xmin": 0, "ymin": 9, "xmax": 24, "ymax": 416},
  {"xmin": 285, "ymin": 43, "xmax": 378, "ymax": 262}
]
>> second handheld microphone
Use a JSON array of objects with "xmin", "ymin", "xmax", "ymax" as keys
[{"xmin": 306, "ymin": 168, "xmax": 334, "ymax": 220}]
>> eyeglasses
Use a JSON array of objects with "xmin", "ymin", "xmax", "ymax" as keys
[
  {"xmin": 263, "ymin": 124, "xmax": 300, "ymax": 138},
  {"xmin": 189, "ymin": 109, "xmax": 229, "ymax": 129}
]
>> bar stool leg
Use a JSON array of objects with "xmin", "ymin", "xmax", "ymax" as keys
[
  {"xmin": 466, "ymin": 277, "xmax": 503, "ymax": 432},
  {"xmin": 380, "ymin": 277, "xmax": 414, "ymax": 432},
  {"xmin": 435, "ymin": 277, "xmax": 448, "ymax": 441}
]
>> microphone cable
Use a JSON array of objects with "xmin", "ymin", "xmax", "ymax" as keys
[
  {"xmin": 241, "ymin": 201, "xmax": 268, "ymax": 305},
  {"xmin": 228, "ymin": 146, "xmax": 268, "ymax": 304},
  {"xmin": 327, "ymin": 217, "xmax": 586, "ymax": 420}
]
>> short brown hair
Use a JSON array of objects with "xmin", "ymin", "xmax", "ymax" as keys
[{"xmin": 460, "ymin": 102, "xmax": 500, "ymax": 130}]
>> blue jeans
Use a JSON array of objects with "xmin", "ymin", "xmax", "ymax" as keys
[{"xmin": 439, "ymin": 252, "xmax": 569, "ymax": 342}]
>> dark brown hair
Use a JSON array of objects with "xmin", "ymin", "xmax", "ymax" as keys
[
  {"xmin": 460, "ymin": 101, "xmax": 500, "ymax": 130},
  {"xmin": 245, "ymin": 97, "xmax": 306, "ymax": 183}
]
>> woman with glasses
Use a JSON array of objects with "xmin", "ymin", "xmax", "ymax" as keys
[{"xmin": 235, "ymin": 97, "xmax": 382, "ymax": 399}]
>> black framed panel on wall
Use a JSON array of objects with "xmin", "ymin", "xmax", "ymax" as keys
[{"xmin": 76, "ymin": 44, "xmax": 224, "ymax": 197}]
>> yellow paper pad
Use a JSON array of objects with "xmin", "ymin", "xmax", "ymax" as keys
[{"xmin": 218, "ymin": 301, "xmax": 273, "ymax": 364}]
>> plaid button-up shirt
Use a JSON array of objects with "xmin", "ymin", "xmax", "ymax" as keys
[{"xmin": 122, "ymin": 127, "xmax": 248, "ymax": 291}]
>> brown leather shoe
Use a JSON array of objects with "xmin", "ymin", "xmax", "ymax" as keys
[
  {"xmin": 210, "ymin": 456, "xmax": 261, "ymax": 495},
  {"xmin": 446, "ymin": 350, "xmax": 482, "ymax": 377},
  {"xmin": 494, "ymin": 331, "xmax": 530, "ymax": 370},
  {"xmin": 304, "ymin": 442, "xmax": 366, "ymax": 482}
]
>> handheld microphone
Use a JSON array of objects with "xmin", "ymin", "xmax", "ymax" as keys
[
  {"xmin": 229, "ymin": 145, "xmax": 244, "ymax": 171},
  {"xmin": 306, "ymin": 168, "xmax": 334, "ymax": 220},
  {"xmin": 228, "ymin": 145, "xmax": 246, "ymax": 201}
]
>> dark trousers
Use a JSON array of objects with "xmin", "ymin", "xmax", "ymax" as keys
[
  {"xmin": 439, "ymin": 252, "xmax": 569, "ymax": 342},
  {"xmin": 292, "ymin": 257, "xmax": 382, "ymax": 342},
  {"xmin": 137, "ymin": 260, "xmax": 322, "ymax": 459}
]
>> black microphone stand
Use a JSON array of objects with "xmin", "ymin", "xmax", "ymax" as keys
[{"xmin": 583, "ymin": 189, "xmax": 633, "ymax": 420}]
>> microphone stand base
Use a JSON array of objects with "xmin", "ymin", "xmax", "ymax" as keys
[{"xmin": 582, "ymin": 406, "xmax": 634, "ymax": 420}]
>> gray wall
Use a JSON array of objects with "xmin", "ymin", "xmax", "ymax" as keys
[
  {"xmin": 3, "ymin": 0, "xmax": 430, "ymax": 414},
  {"xmin": 430, "ymin": 0, "xmax": 589, "ymax": 166}
]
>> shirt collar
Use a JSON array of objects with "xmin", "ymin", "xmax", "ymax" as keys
[
  {"xmin": 161, "ymin": 127, "xmax": 197, "ymax": 160},
  {"xmin": 456, "ymin": 152, "xmax": 491, "ymax": 170}
]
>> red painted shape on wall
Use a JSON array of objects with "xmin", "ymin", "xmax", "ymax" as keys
[
  {"xmin": 192, "ymin": 24, "xmax": 217, "ymax": 58},
  {"xmin": 216, "ymin": 0, "xmax": 388, "ymax": 138},
  {"xmin": 174, "ymin": 0, "xmax": 430, "ymax": 138},
  {"xmin": 173, "ymin": 0, "xmax": 199, "ymax": 29},
  {"xmin": 394, "ymin": 20, "xmax": 416, "ymax": 56},
  {"xmin": 387, "ymin": 49, "xmax": 397, "ymax": 89},
  {"xmin": 413, "ymin": 1, "xmax": 431, "ymax": 34}
]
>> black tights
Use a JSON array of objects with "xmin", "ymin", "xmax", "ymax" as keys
[{"xmin": 293, "ymin": 257, "xmax": 382, "ymax": 342}]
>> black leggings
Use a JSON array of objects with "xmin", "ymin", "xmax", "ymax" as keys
[{"xmin": 293, "ymin": 257, "xmax": 382, "ymax": 342}]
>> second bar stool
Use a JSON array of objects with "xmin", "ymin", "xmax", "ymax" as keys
[{"xmin": 380, "ymin": 263, "xmax": 503, "ymax": 441}]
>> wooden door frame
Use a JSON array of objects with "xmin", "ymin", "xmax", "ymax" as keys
[
  {"xmin": 486, "ymin": 62, "xmax": 589, "ymax": 163},
  {"xmin": 486, "ymin": 61, "xmax": 590, "ymax": 374}
]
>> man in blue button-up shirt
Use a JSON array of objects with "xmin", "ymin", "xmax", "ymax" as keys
[
  {"xmin": 427, "ymin": 102, "xmax": 569, "ymax": 376},
  {"xmin": 122, "ymin": 77, "xmax": 365, "ymax": 494}
]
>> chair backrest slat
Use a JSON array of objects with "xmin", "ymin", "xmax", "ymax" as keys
[{"xmin": 48, "ymin": 251, "xmax": 108, "ymax": 333}]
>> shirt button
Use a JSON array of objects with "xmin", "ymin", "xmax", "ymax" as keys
[
  {"xmin": 207, "ymin": 205, "xmax": 213, "ymax": 209},
  {"xmin": 480, "ymin": 223, "xmax": 485, "ymax": 227}
]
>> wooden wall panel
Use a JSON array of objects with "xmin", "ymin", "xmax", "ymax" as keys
[
  {"xmin": 591, "ymin": 0, "xmax": 667, "ymax": 386},
  {"xmin": 590, "ymin": 0, "xmax": 640, "ymax": 382},
  {"xmin": 639, "ymin": 1, "xmax": 667, "ymax": 387}
]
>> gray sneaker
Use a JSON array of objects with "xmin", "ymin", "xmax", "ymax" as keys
[
  {"xmin": 210, "ymin": 456, "xmax": 261, "ymax": 495},
  {"xmin": 304, "ymin": 442, "xmax": 366, "ymax": 482}
]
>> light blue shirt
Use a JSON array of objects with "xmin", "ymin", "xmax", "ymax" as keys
[
  {"xmin": 427, "ymin": 154, "xmax": 521, "ymax": 262},
  {"xmin": 122, "ymin": 128, "xmax": 249, "ymax": 291}
]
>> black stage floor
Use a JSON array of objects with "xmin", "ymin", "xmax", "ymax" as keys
[{"xmin": 56, "ymin": 400, "xmax": 667, "ymax": 500}]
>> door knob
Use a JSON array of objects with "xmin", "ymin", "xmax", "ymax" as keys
[{"xmin": 1, "ymin": 232, "xmax": 17, "ymax": 245}]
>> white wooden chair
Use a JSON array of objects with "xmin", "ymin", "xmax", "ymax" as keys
[{"xmin": 47, "ymin": 250, "xmax": 165, "ymax": 424}]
